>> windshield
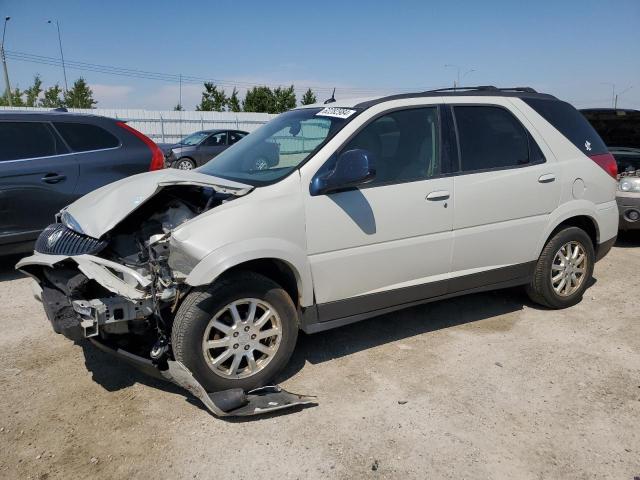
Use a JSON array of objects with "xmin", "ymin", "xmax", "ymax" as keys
[
  {"xmin": 198, "ymin": 107, "xmax": 356, "ymax": 185},
  {"xmin": 179, "ymin": 131, "xmax": 210, "ymax": 145}
]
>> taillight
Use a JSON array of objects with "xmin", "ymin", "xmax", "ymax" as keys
[
  {"xmin": 589, "ymin": 153, "xmax": 618, "ymax": 179},
  {"xmin": 116, "ymin": 121, "xmax": 165, "ymax": 171}
]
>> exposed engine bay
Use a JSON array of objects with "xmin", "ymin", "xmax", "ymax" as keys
[{"xmin": 27, "ymin": 185, "xmax": 231, "ymax": 354}]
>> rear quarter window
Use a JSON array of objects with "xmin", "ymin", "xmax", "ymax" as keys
[
  {"xmin": 523, "ymin": 98, "xmax": 607, "ymax": 155},
  {"xmin": 53, "ymin": 122, "xmax": 120, "ymax": 152}
]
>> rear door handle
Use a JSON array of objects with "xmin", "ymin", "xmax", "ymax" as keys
[
  {"xmin": 426, "ymin": 190, "xmax": 450, "ymax": 201},
  {"xmin": 41, "ymin": 173, "xmax": 67, "ymax": 184},
  {"xmin": 538, "ymin": 174, "xmax": 556, "ymax": 183}
]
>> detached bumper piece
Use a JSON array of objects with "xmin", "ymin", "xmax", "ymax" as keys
[
  {"xmin": 161, "ymin": 360, "xmax": 317, "ymax": 417},
  {"xmin": 90, "ymin": 339, "xmax": 317, "ymax": 418}
]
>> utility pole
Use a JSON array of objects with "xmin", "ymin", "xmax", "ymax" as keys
[
  {"xmin": 48, "ymin": 20, "xmax": 68, "ymax": 93},
  {"xmin": 600, "ymin": 82, "xmax": 615, "ymax": 108},
  {"xmin": 179, "ymin": 73, "xmax": 182, "ymax": 108},
  {"xmin": 1, "ymin": 16, "xmax": 12, "ymax": 106},
  {"xmin": 445, "ymin": 65, "xmax": 475, "ymax": 90}
]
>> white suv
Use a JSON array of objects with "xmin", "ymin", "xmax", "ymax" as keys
[{"xmin": 18, "ymin": 86, "xmax": 619, "ymax": 392}]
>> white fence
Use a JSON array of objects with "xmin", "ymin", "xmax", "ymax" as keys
[{"xmin": 0, "ymin": 107, "xmax": 276, "ymax": 143}]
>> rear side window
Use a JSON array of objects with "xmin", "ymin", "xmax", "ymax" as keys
[
  {"xmin": 523, "ymin": 98, "xmax": 607, "ymax": 155},
  {"xmin": 453, "ymin": 106, "xmax": 534, "ymax": 172},
  {"xmin": 0, "ymin": 121, "xmax": 69, "ymax": 161},
  {"xmin": 53, "ymin": 122, "xmax": 120, "ymax": 152}
]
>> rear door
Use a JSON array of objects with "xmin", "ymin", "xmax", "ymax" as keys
[
  {"xmin": 0, "ymin": 120, "xmax": 79, "ymax": 247},
  {"xmin": 52, "ymin": 120, "xmax": 145, "ymax": 195},
  {"xmin": 448, "ymin": 101, "xmax": 560, "ymax": 289}
]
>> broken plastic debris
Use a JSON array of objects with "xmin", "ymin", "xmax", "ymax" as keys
[{"xmin": 160, "ymin": 360, "xmax": 317, "ymax": 417}]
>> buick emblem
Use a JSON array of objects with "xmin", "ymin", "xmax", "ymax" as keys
[{"xmin": 47, "ymin": 229, "xmax": 63, "ymax": 248}]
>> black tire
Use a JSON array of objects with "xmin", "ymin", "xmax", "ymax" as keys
[
  {"xmin": 175, "ymin": 157, "xmax": 196, "ymax": 170},
  {"xmin": 526, "ymin": 226, "xmax": 595, "ymax": 309},
  {"xmin": 171, "ymin": 271, "xmax": 298, "ymax": 392}
]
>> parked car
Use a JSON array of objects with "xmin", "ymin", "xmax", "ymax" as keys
[
  {"xmin": 581, "ymin": 108, "xmax": 640, "ymax": 230},
  {"xmin": 0, "ymin": 111, "xmax": 164, "ymax": 255},
  {"xmin": 163, "ymin": 129, "xmax": 249, "ymax": 170},
  {"xmin": 18, "ymin": 86, "xmax": 618, "ymax": 393}
]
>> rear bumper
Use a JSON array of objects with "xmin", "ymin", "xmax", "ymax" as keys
[{"xmin": 616, "ymin": 192, "xmax": 640, "ymax": 230}]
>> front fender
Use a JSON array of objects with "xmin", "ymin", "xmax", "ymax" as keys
[{"xmin": 185, "ymin": 237, "xmax": 314, "ymax": 307}]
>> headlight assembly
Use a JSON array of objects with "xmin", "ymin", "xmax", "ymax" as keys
[{"xmin": 618, "ymin": 177, "xmax": 640, "ymax": 193}]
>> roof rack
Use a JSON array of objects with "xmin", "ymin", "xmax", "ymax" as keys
[{"xmin": 423, "ymin": 86, "xmax": 538, "ymax": 94}]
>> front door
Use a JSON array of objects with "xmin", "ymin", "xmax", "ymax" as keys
[
  {"xmin": 303, "ymin": 106, "xmax": 454, "ymax": 322},
  {"xmin": 198, "ymin": 132, "xmax": 228, "ymax": 165}
]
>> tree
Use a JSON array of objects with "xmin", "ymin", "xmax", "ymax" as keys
[
  {"xmin": 196, "ymin": 82, "xmax": 227, "ymax": 111},
  {"xmin": 64, "ymin": 77, "xmax": 97, "ymax": 108},
  {"xmin": 228, "ymin": 87, "xmax": 241, "ymax": 112},
  {"xmin": 242, "ymin": 86, "xmax": 276, "ymax": 113},
  {"xmin": 301, "ymin": 88, "xmax": 317, "ymax": 105},
  {"xmin": 173, "ymin": 103, "xmax": 183, "ymax": 111},
  {"xmin": 39, "ymin": 84, "xmax": 65, "ymax": 108},
  {"xmin": 24, "ymin": 75, "xmax": 43, "ymax": 107},
  {"xmin": 273, "ymin": 85, "xmax": 296, "ymax": 113}
]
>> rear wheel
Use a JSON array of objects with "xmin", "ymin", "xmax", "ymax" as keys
[
  {"xmin": 171, "ymin": 272, "xmax": 298, "ymax": 392},
  {"xmin": 526, "ymin": 226, "xmax": 594, "ymax": 309}
]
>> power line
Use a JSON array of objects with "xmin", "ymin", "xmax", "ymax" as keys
[{"xmin": 5, "ymin": 49, "xmax": 438, "ymax": 95}]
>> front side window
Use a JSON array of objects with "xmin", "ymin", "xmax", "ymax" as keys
[
  {"xmin": 203, "ymin": 132, "xmax": 227, "ymax": 146},
  {"xmin": 0, "ymin": 121, "xmax": 68, "ymax": 161},
  {"xmin": 453, "ymin": 106, "xmax": 534, "ymax": 172},
  {"xmin": 341, "ymin": 107, "xmax": 440, "ymax": 186},
  {"xmin": 229, "ymin": 131, "xmax": 247, "ymax": 145},
  {"xmin": 53, "ymin": 122, "xmax": 119, "ymax": 152},
  {"xmin": 198, "ymin": 108, "xmax": 355, "ymax": 185}
]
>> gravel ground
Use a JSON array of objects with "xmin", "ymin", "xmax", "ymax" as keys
[{"xmin": 0, "ymin": 233, "xmax": 639, "ymax": 480}]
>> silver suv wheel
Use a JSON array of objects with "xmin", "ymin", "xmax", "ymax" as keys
[
  {"xmin": 551, "ymin": 240, "xmax": 587, "ymax": 297},
  {"xmin": 201, "ymin": 298, "xmax": 282, "ymax": 379},
  {"xmin": 176, "ymin": 159, "xmax": 194, "ymax": 170}
]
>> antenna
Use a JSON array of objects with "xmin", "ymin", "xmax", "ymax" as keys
[{"xmin": 324, "ymin": 88, "xmax": 336, "ymax": 104}]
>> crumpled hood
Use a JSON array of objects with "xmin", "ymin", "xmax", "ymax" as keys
[{"xmin": 64, "ymin": 169, "xmax": 253, "ymax": 239}]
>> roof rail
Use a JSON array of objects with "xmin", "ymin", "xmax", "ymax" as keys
[{"xmin": 423, "ymin": 85, "xmax": 537, "ymax": 94}]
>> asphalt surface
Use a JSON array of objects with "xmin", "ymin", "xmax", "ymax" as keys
[{"xmin": 0, "ymin": 233, "xmax": 639, "ymax": 479}]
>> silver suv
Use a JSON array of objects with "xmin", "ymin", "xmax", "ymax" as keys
[{"xmin": 18, "ymin": 86, "xmax": 619, "ymax": 392}]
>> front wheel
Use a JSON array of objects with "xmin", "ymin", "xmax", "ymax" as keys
[
  {"xmin": 526, "ymin": 226, "xmax": 595, "ymax": 309},
  {"xmin": 175, "ymin": 158, "xmax": 196, "ymax": 170},
  {"xmin": 171, "ymin": 272, "xmax": 298, "ymax": 391}
]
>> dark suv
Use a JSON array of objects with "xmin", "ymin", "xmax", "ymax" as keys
[
  {"xmin": 0, "ymin": 111, "xmax": 164, "ymax": 255},
  {"xmin": 581, "ymin": 108, "xmax": 640, "ymax": 230}
]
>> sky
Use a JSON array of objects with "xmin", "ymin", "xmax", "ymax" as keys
[{"xmin": 1, "ymin": 0, "xmax": 639, "ymax": 110}]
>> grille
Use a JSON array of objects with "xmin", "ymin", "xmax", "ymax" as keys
[{"xmin": 35, "ymin": 223, "xmax": 107, "ymax": 256}]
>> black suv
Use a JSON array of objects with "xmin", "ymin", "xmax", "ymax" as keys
[{"xmin": 0, "ymin": 111, "xmax": 165, "ymax": 255}]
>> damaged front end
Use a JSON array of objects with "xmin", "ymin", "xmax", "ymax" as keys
[{"xmin": 17, "ymin": 171, "xmax": 315, "ymax": 417}]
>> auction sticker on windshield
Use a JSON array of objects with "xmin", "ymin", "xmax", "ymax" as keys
[{"xmin": 316, "ymin": 107, "xmax": 357, "ymax": 119}]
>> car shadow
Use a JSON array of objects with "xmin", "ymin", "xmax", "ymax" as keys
[
  {"xmin": 76, "ymin": 281, "xmax": 602, "ymax": 420},
  {"xmin": 0, "ymin": 255, "xmax": 26, "ymax": 282},
  {"xmin": 615, "ymin": 230, "xmax": 640, "ymax": 248},
  {"xmin": 276, "ymin": 286, "xmax": 538, "ymax": 384}
]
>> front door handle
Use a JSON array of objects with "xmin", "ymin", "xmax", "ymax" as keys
[
  {"xmin": 426, "ymin": 190, "xmax": 450, "ymax": 201},
  {"xmin": 41, "ymin": 173, "xmax": 67, "ymax": 184},
  {"xmin": 538, "ymin": 174, "xmax": 556, "ymax": 183}
]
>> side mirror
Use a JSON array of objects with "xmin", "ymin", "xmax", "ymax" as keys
[{"xmin": 310, "ymin": 148, "xmax": 376, "ymax": 196}]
